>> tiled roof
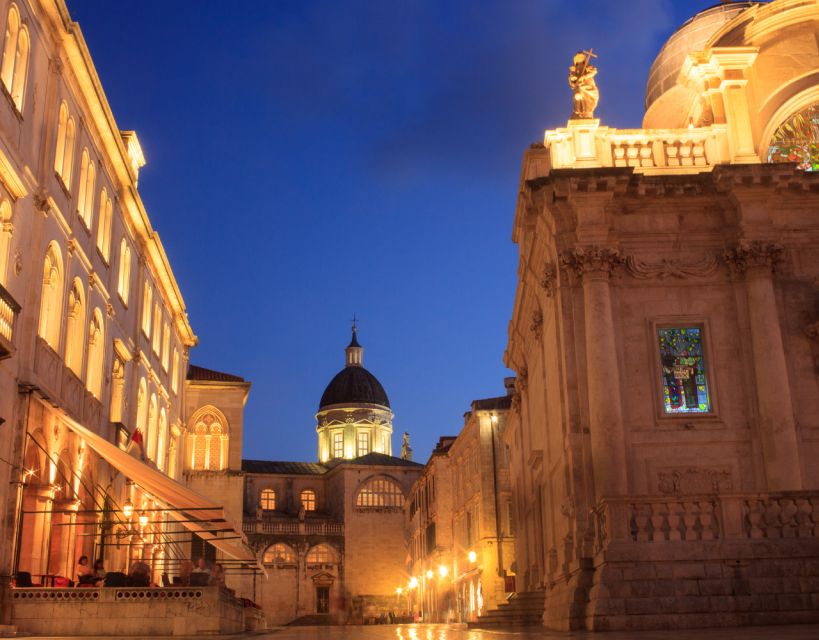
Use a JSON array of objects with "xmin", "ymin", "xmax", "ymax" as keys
[
  {"xmin": 187, "ymin": 364, "xmax": 245, "ymax": 383},
  {"xmin": 325, "ymin": 452, "xmax": 423, "ymax": 469},
  {"xmin": 242, "ymin": 460, "xmax": 328, "ymax": 475},
  {"xmin": 472, "ymin": 395, "xmax": 512, "ymax": 412}
]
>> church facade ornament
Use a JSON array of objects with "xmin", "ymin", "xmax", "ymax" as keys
[
  {"xmin": 569, "ymin": 50, "xmax": 599, "ymax": 119},
  {"xmin": 529, "ymin": 308, "xmax": 543, "ymax": 342},
  {"xmin": 624, "ymin": 254, "xmax": 719, "ymax": 279},
  {"xmin": 540, "ymin": 261, "xmax": 557, "ymax": 296},
  {"xmin": 723, "ymin": 241, "xmax": 784, "ymax": 276},
  {"xmin": 560, "ymin": 246, "xmax": 623, "ymax": 281}
]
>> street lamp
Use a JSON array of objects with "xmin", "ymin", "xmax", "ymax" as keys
[
  {"xmin": 138, "ymin": 511, "xmax": 149, "ymax": 527},
  {"xmin": 468, "ymin": 550, "xmax": 477, "ymax": 563},
  {"xmin": 426, "ymin": 570, "xmax": 433, "ymax": 579},
  {"xmin": 409, "ymin": 576, "xmax": 418, "ymax": 589},
  {"xmin": 396, "ymin": 587, "xmax": 403, "ymax": 595},
  {"xmin": 122, "ymin": 499, "xmax": 134, "ymax": 519},
  {"xmin": 438, "ymin": 565, "xmax": 448, "ymax": 578}
]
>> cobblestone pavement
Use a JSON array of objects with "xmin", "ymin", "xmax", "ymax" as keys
[{"xmin": 35, "ymin": 623, "xmax": 819, "ymax": 640}]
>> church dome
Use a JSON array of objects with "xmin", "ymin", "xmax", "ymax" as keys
[
  {"xmin": 319, "ymin": 365, "xmax": 390, "ymax": 409},
  {"xmin": 318, "ymin": 327, "xmax": 390, "ymax": 409}
]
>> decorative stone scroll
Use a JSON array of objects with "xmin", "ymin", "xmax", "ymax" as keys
[
  {"xmin": 540, "ymin": 262, "xmax": 557, "ymax": 296},
  {"xmin": 529, "ymin": 308, "xmax": 543, "ymax": 342},
  {"xmin": 559, "ymin": 246, "xmax": 623, "ymax": 281},
  {"xmin": 723, "ymin": 241, "xmax": 784, "ymax": 275},
  {"xmin": 625, "ymin": 254, "xmax": 719, "ymax": 280},
  {"xmin": 657, "ymin": 467, "xmax": 733, "ymax": 495}
]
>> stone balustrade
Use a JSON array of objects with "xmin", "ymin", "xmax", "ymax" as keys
[
  {"xmin": 243, "ymin": 518, "xmax": 343, "ymax": 536},
  {"xmin": 543, "ymin": 119, "xmax": 731, "ymax": 174},
  {"xmin": 11, "ymin": 586, "xmax": 247, "ymax": 636},
  {"xmin": 0, "ymin": 281, "xmax": 19, "ymax": 358},
  {"xmin": 595, "ymin": 492, "xmax": 819, "ymax": 549}
]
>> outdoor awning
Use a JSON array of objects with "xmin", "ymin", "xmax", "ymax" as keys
[{"xmin": 62, "ymin": 415, "xmax": 257, "ymax": 564}]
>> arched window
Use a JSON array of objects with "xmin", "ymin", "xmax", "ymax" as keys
[
  {"xmin": 85, "ymin": 308, "xmax": 104, "ymax": 398},
  {"xmin": 117, "ymin": 238, "xmax": 131, "ymax": 304},
  {"xmin": 136, "ymin": 378, "xmax": 147, "ymax": 435},
  {"xmin": 59, "ymin": 115, "xmax": 76, "ymax": 187},
  {"xmin": 76, "ymin": 150, "xmax": 95, "ymax": 228},
  {"xmin": 188, "ymin": 406, "xmax": 228, "ymax": 471},
  {"xmin": 1, "ymin": 5, "xmax": 29, "ymax": 111},
  {"xmin": 260, "ymin": 488, "xmax": 276, "ymax": 511},
  {"xmin": 152, "ymin": 303, "xmax": 161, "ymax": 354},
  {"xmin": 171, "ymin": 348, "xmax": 179, "ymax": 394},
  {"xmin": 64, "ymin": 278, "xmax": 85, "ymax": 375},
  {"xmin": 263, "ymin": 543, "xmax": 295, "ymax": 565},
  {"xmin": 0, "ymin": 198, "xmax": 12, "ymax": 285},
  {"xmin": 161, "ymin": 322, "xmax": 170, "ymax": 371},
  {"xmin": 38, "ymin": 245, "xmax": 64, "ymax": 350},
  {"xmin": 141, "ymin": 282, "xmax": 152, "ymax": 335},
  {"xmin": 768, "ymin": 103, "xmax": 819, "ymax": 171},
  {"xmin": 95, "ymin": 188, "xmax": 112, "ymax": 260},
  {"xmin": 147, "ymin": 393, "xmax": 158, "ymax": 461},
  {"xmin": 300, "ymin": 489, "xmax": 316, "ymax": 512},
  {"xmin": 306, "ymin": 544, "xmax": 337, "ymax": 564},
  {"xmin": 54, "ymin": 102, "xmax": 67, "ymax": 177},
  {"xmin": 156, "ymin": 408, "xmax": 167, "ymax": 471},
  {"xmin": 355, "ymin": 476, "xmax": 404, "ymax": 509}
]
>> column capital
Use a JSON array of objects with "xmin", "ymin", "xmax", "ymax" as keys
[
  {"xmin": 560, "ymin": 245, "xmax": 623, "ymax": 282},
  {"xmin": 723, "ymin": 241, "xmax": 784, "ymax": 276}
]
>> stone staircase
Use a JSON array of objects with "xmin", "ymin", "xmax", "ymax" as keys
[{"xmin": 468, "ymin": 591, "xmax": 545, "ymax": 628}]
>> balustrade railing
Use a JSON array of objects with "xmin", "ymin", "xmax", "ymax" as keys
[
  {"xmin": 242, "ymin": 518, "xmax": 343, "ymax": 536},
  {"xmin": 0, "ymin": 281, "xmax": 20, "ymax": 358}
]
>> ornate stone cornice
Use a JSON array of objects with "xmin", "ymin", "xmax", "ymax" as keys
[
  {"xmin": 560, "ymin": 246, "xmax": 623, "ymax": 281},
  {"xmin": 723, "ymin": 241, "xmax": 784, "ymax": 276},
  {"xmin": 625, "ymin": 254, "xmax": 719, "ymax": 280}
]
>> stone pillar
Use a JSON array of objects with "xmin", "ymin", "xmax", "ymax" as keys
[
  {"xmin": 27, "ymin": 484, "xmax": 56, "ymax": 577},
  {"xmin": 561, "ymin": 247, "xmax": 628, "ymax": 499},
  {"xmin": 725, "ymin": 242, "xmax": 802, "ymax": 490}
]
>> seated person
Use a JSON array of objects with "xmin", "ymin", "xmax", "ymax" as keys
[{"xmin": 128, "ymin": 561, "xmax": 150, "ymax": 587}]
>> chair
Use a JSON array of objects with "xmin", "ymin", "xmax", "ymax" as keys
[
  {"xmin": 14, "ymin": 572, "xmax": 33, "ymax": 588},
  {"xmin": 161, "ymin": 573, "xmax": 170, "ymax": 587}
]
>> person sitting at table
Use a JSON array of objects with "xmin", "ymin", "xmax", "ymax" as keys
[
  {"xmin": 190, "ymin": 557, "xmax": 209, "ymax": 586},
  {"xmin": 75, "ymin": 555, "xmax": 92, "ymax": 584},
  {"xmin": 177, "ymin": 559, "xmax": 192, "ymax": 586},
  {"xmin": 209, "ymin": 563, "xmax": 225, "ymax": 587},
  {"xmin": 92, "ymin": 559, "xmax": 106, "ymax": 586},
  {"xmin": 128, "ymin": 561, "xmax": 150, "ymax": 587}
]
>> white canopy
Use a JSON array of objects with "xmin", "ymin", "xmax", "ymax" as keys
[{"xmin": 63, "ymin": 415, "xmax": 256, "ymax": 563}]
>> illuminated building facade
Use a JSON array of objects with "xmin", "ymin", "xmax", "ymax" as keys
[{"xmin": 505, "ymin": 0, "xmax": 819, "ymax": 631}]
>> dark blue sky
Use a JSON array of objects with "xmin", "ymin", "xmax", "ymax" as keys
[{"xmin": 69, "ymin": 0, "xmax": 717, "ymax": 463}]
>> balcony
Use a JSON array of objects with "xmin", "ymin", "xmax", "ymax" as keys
[
  {"xmin": 243, "ymin": 517, "xmax": 343, "ymax": 537},
  {"xmin": 0, "ymin": 281, "xmax": 20, "ymax": 359}
]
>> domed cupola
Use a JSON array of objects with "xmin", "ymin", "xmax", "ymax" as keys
[{"xmin": 315, "ymin": 325, "xmax": 394, "ymax": 462}]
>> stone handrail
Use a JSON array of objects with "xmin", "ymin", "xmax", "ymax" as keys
[
  {"xmin": 543, "ymin": 120, "xmax": 731, "ymax": 174},
  {"xmin": 593, "ymin": 491, "xmax": 819, "ymax": 550},
  {"xmin": 242, "ymin": 518, "xmax": 343, "ymax": 536}
]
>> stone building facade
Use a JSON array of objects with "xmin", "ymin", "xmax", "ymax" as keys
[
  {"xmin": 406, "ymin": 388, "xmax": 515, "ymax": 623},
  {"xmin": 504, "ymin": 0, "xmax": 819, "ymax": 631}
]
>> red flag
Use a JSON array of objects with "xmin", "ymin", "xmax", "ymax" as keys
[{"xmin": 126, "ymin": 428, "xmax": 146, "ymax": 461}]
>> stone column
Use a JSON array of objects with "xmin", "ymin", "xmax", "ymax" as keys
[
  {"xmin": 725, "ymin": 242, "xmax": 802, "ymax": 490},
  {"xmin": 561, "ymin": 247, "xmax": 628, "ymax": 499},
  {"xmin": 27, "ymin": 484, "xmax": 56, "ymax": 577}
]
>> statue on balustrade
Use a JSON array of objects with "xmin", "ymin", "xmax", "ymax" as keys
[{"xmin": 569, "ymin": 49, "xmax": 599, "ymax": 119}]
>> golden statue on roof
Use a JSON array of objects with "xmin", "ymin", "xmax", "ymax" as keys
[{"xmin": 569, "ymin": 49, "xmax": 599, "ymax": 119}]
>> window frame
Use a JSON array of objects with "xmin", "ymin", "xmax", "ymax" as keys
[
  {"xmin": 300, "ymin": 489, "xmax": 316, "ymax": 512},
  {"xmin": 356, "ymin": 430, "xmax": 369, "ymax": 457},
  {"xmin": 332, "ymin": 431, "xmax": 343, "ymax": 459},
  {"xmin": 650, "ymin": 318, "xmax": 720, "ymax": 424},
  {"xmin": 260, "ymin": 488, "xmax": 276, "ymax": 511}
]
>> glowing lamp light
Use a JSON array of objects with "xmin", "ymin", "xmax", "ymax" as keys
[
  {"xmin": 491, "ymin": 414, "xmax": 498, "ymax": 424},
  {"xmin": 426, "ymin": 570, "xmax": 433, "ymax": 579},
  {"xmin": 438, "ymin": 565, "xmax": 448, "ymax": 578},
  {"xmin": 408, "ymin": 577, "xmax": 418, "ymax": 589},
  {"xmin": 122, "ymin": 500, "xmax": 135, "ymax": 519},
  {"xmin": 138, "ymin": 512, "xmax": 149, "ymax": 527},
  {"xmin": 396, "ymin": 587, "xmax": 403, "ymax": 595},
  {"xmin": 468, "ymin": 550, "xmax": 477, "ymax": 563}
]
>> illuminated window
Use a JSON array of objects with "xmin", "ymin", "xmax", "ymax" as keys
[
  {"xmin": 306, "ymin": 544, "xmax": 336, "ymax": 564},
  {"xmin": 152, "ymin": 304, "xmax": 161, "ymax": 354},
  {"xmin": 332, "ymin": 432, "xmax": 343, "ymax": 459},
  {"xmin": 37, "ymin": 243, "xmax": 63, "ymax": 350},
  {"xmin": 156, "ymin": 408, "xmax": 167, "ymax": 471},
  {"xmin": 161, "ymin": 322, "xmax": 170, "ymax": 371},
  {"xmin": 171, "ymin": 348, "xmax": 179, "ymax": 394},
  {"xmin": 109, "ymin": 357, "xmax": 125, "ymax": 422},
  {"xmin": 117, "ymin": 239, "xmax": 131, "ymax": 304},
  {"xmin": 355, "ymin": 476, "xmax": 404, "ymax": 509},
  {"xmin": 76, "ymin": 149, "xmax": 95, "ymax": 228},
  {"xmin": 260, "ymin": 488, "xmax": 276, "ymax": 511},
  {"xmin": 96, "ymin": 187, "xmax": 112, "ymax": 261},
  {"xmin": 147, "ymin": 394, "xmax": 158, "ymax": 461},
  {"xmin": 768, "ymin": 103, "xmax": 819, "ymax": 171},
  {"xmin": 658, "ymin": 326, "xmax": 711, "ymax": 414},
  {"xmin": 54, "ymin": 102, "xmax": 75, "ymax": 186},
  {"xmin": 64, "ymin": 278, "xmax": 85, "ymax": 375},
  {"xmin": 86, "ymin": 308, "xmax": 104, "ymax": 398},
  {"xmin": 263, "ymin": 543, "xmax": 295, "ymax": 565},
  {"xmin": 136, "ymin": 378, "xmax": 147, "ymax": 435},
  {"xmin": 300, "ymin": 489, "xmax": 316, "ymax": 511},
  {"xmin": 1, "ymin": 4, "xmax": 29, "ymax": 111},
  {"xmin": 380, "ymin": 433, "xmax": 388, "ymax": 454},
  {"xmin": 141, "ymin": 283, "xmax": 152, "ymax": 335},
  {"xmin": 357, "ymin": 431, "xmax": 369, "ymax": 457},
  {"xmin": 189, "ymin": 408, "xmax": 227, "ymax": 471}
]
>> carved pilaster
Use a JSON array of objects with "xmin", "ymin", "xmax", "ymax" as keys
[
  {"xmin": 723, "ymin": 241, "xmax": 784, "ymax": 277},
  {"xmin": 540, "ymin": 262, "xmax": 557, "ymax": 297},
  {"xmin": 33, "ymin": 189, "xmax": 49, "ymax": 216},
  {"xmin": 530, "ymin": 308, "xmax": 543, "ymax": 342},
  {"xmin": 560, "ymin": 245, "xmax": 623, "ymax": 282}
]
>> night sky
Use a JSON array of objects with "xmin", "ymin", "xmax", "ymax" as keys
[{"xmin": 68, "ymin": 0, "xmax": 719, "ymax": 463}]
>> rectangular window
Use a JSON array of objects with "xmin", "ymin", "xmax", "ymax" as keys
[
  {"xmin": 357, "ymin": 431, "xmax": 369, "ymax": 457},
  {"xmin": 658, "ymin": 326, "xmax": 711, "ymax": 414},
  {"xmin": 333, "ymin": 432, "xmax": 343, "ymax": 458},
  {"xmin": 380, "ymin": 433, "xmax": 388, "ymax": 454}
]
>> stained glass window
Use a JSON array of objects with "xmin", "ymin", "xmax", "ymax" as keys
[
  {"xmin": 768, "ymin": 103, "xmax": 819, "ymax": 171},
  {"xmin": 658, "ymin": 327, "xmax": 711, "ymax": 414}
]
